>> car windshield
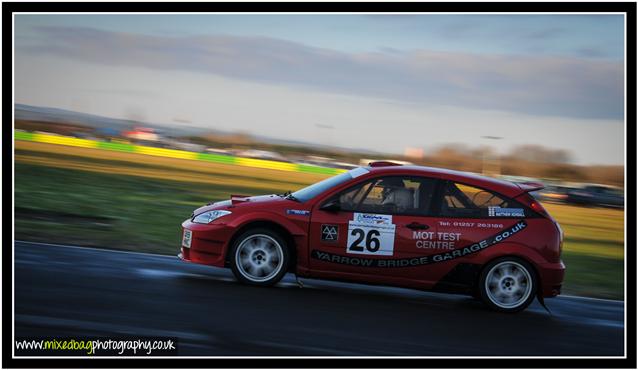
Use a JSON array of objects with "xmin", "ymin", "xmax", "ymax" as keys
[{"xmin": 291, "ymin": 167, "xmax": 369, "ymax": 202}]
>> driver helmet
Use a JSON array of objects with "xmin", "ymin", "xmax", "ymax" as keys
[
  {"xmin": 379, "ymin": 178, "xmax": 413, "ymax": 210},
  {"xmin": 378, "ymin": 178, "xmax": 405, "ymax": 201}
]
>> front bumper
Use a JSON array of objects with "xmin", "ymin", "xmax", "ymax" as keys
[{"xmin": 179, "ymin": 219, "xmax": 233, "ymax": 267}]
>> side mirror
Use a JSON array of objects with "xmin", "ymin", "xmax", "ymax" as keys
[{"xmin": 320, "ymin": 199, "xmax": 341, "ymax": 212}]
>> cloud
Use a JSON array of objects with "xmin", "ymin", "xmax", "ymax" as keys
[
  {"xmin": 77, "ymin": 87, "xmax": 160, "ymax": 98},
  {"xmin": 525, "ymin": 26, "xmax": 565, "ymax": 39},
  {"xmin": 576, "ymin": 46, "xmax": 608, "ymax": 58},
  {"xmin": 20, "ymin": 26, "xmax": 624, "ymax": 120}
]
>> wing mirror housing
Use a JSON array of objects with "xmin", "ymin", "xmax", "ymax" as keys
[{"xmin": 320, "ymin": 199, "xmax": 341, "ymax": 212}]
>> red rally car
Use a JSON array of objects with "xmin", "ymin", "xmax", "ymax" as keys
[{"xmin": 179, "ymin": 162, "xmax": 565, "ymax": 313}]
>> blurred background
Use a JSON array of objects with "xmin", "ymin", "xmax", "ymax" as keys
[{"xmin": 14, "ymin": 14, "xmax": 624, "ymax": 299}]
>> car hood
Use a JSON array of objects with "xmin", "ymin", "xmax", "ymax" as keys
[{"xmin": 192, "ymin": 194, "xmax": 292, "ymax": 215}]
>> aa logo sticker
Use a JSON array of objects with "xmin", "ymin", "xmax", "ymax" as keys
[{"xmin": 321, "ymin": 224, "xmax": 339, "ymax": 242}]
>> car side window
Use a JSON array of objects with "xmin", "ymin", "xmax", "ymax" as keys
[
  {"xmin": 337, "ymin": 176, "xmax": 436, "ymax": 216},
  {"xmin": 440, "ymin": 181, "xmax": 525, "ymax": 218}
]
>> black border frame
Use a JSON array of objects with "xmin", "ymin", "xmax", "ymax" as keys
[{"xmin": 3, "ymin": 2, "xmax": 636, "ymax": 368}]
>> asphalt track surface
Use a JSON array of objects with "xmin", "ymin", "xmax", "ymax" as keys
[{"xmin": 14, "ymin": 241, "xmax": 624, "ymax": 356}]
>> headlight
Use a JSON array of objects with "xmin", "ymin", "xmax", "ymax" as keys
[{"xmin": 192, "ymin": 210, "xmax": 232, "ymax": 224}]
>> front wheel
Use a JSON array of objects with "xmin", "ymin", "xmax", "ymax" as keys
[
  {"xmin": 229, "ymin": 228, "xmax": 289, "ymax": 286},
  {"xmin": 478, "ymin": 257, "xmax": 537, "ymax": 313}
]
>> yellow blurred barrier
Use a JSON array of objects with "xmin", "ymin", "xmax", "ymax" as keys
[
  {"xmin": 135, "ymin": 146, "xmax": 199, "ymax": 160},
  {"xmin": 15, "ymin": 131, "xmax": 346, "ymax": 176},
  {"xmin": 236, "ymin": 157, "xmax": 299, "ymax": 172},
  {"xmin": 33, "ymin": 134, "xmax": 98, "ymax": 149}
]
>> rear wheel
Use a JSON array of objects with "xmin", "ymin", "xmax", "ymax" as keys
[
  {"xmin": 479, "ymin": 257, "xmax": 537, "ymax": 313},
  {"xmin": 229, "ymin": 228, "xmax": 289, "ymax": 286}
]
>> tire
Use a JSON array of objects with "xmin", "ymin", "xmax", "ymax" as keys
[
  {"xmin": 229, "ymin": 228, "xmax": 289, "ymax": 286},
  {"xmin": 478, "ymin": 257, "xmax": 537, "ymax": 313}
]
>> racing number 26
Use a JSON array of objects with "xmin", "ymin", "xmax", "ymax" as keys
[{"xmin": 349, "ymin": 228, "xmax": 381, "ymax": 253}]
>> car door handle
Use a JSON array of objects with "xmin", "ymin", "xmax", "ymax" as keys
[{"xmin": 406, "ymin": 222, "xmax": 429, "ymax": 230}]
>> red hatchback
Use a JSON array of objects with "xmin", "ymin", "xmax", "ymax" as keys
[{"xmin": 179, "ymin": 162, "xmax": 565, "ymax": 313}]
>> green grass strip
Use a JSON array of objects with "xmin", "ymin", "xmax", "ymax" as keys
[
  {"xmin": 197, "ymin": 152, "xmax": 237, "ymax": 164},
  {"xmin": 97, "ymin": 141, "xmax": 136, "ymax": 152},
  {"xmin": 297, "ymin": 164, "xmax": 342, "ymax": 175},
  {"xmin": 14, "ymin": 131, "xmax": 34, "ymax": 141}
]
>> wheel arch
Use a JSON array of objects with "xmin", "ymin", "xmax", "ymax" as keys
[
  {"xmin": 224, "ymin": 219, "xmax": 299, "ymax": 273},
  {"xmin": 474, "ymin": 241, "xmax": 545, "ymax": 277}
]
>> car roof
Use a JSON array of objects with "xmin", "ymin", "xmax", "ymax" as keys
[{"xmin": 362, "ymin": 165, "xmax": 526, "ymax": 198}]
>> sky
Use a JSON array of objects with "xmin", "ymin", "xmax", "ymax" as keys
[{"xmin": 14, "ymin": 14, "xmax": 625, "ymax": 165}]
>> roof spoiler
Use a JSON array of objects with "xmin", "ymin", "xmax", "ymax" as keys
[
  {"xmin": 517, "ymin": 182, "xmax": 545, "ymax": 193},
  {"xmin": 369, "ymin": 161, "xmax": 403, "ymax": 167}
]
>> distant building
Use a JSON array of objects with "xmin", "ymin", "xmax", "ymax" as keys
[
  {"xmin": 295, "ymin": 156, "xmax": 335, "ymax": 167},
  {"xmin": 169, "ymin": 141, "xmax": 206, "ymax": 153},
  {"xmin": 404, "ymin": 147, "xmax": 424, "ymax": 159},
  {"xmin": 121, "ymin": 126, "xmax": 159, "ymax": 142},
  {"xmin": 205, "ymin": 148, "xmax": 232, "ymax": 155},
  {"xmin": 236, "ymin": 149, "xmax": 288, "ymax": 162}
]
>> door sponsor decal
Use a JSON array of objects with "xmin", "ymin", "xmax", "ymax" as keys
[
  {"xmin": 354, "ymin": 213, "xmax": 392, "ymax": 225},
  {"xmin": 347, "ymin": 213, "xmax": 396, "ymax": 256},
  {"xmin": 321, "ymin": 224, "xmax": 339, "ymax": 242},
  {"xmin": 412, "ymin": 231, "xmax": 460, "ymax": 250},
  {"xmin": 311, "ymin": 220, "xmax": 527, "ymax": 268}
]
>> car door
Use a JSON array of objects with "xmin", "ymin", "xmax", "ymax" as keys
[{"xmin": 308, "ymin": 175, "xmax": 442, "ymax": 281}]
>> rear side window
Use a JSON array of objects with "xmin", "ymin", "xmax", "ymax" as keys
[{"xmin": 439, "ymin": 181, "xmax": 527, "ymax": 218}]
